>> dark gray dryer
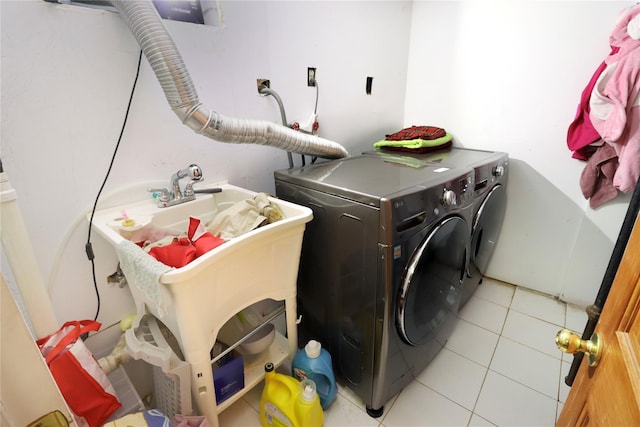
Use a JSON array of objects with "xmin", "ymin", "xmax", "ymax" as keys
[
  {"xmin": 363, "ymin": 148, "xmax": 509, "ymax": 307},
  {"xmin": 274, "ymin": 155, "xmax": 475, "ymax": 416}
]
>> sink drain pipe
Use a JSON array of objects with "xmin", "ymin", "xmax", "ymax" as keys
[{"xmin": 109, "ymin": 0, "xmax": 348, "ymax": 160}]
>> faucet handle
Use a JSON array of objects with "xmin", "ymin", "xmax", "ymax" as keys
[
  {"xmin": 148, "ymin": 187, "xmax": 170, "ymax": 202},
  {"xmin": 183, "ymin": 182, "xmax": 195, "ymax": 197}
]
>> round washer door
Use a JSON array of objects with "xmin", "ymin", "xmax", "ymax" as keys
[
  {"xmin": 471, "ymin": 183, "xmax": 506, "ymax": 274},
  {"xmin": 397, "ymin": 216, "xmax": 468, "ymax": 346}
]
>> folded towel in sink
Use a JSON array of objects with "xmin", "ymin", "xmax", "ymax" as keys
[
  {"xmin": 116, "ymin": 240, "xmax": 173, "ymax": 319},
  {"xmin": 207, "ymin": 193, "xmax": 284, "ymax": 239}
]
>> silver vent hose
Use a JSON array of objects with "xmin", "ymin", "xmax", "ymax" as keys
[{"xmin": 110, "ymin": 0, "xmax": 348, "ymax": 160}]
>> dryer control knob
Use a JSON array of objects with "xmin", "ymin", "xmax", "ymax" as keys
[
  {"xmin": 442, "ymin": 189, "xmax": 457, "ymax": 207},
  {"xmin": 493, "ymin": 165, "xmax": 505, "ymax": 177}
]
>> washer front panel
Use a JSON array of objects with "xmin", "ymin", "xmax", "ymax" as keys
[
  {"xmin": 472, "ymin": 183, "xmax": 507, "ymax": 273},
  {"xmin": 396, "ymin": 215, "xmax": 469, "ymax": 346}
]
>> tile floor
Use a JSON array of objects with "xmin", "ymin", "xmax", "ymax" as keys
[{"xmin": 218, "ymin": 278, "xmax": 587, "ymax": 427}]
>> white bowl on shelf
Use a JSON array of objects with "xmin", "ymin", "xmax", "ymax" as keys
[{"xmin": 239, "ymin": 323, "xmax": 275, "ymax": 355}]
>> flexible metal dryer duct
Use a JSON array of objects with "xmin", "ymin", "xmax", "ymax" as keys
[{"xmin": 110, "ymin": 0, "xmax": 348, "ymax": 160}]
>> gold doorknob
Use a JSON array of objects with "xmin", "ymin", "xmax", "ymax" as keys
[{"xmin": 556, "ymin": 329, "xmax": 603, "ymax": 367}]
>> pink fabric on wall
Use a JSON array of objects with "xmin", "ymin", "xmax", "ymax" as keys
[
  {"xmin": 589, "ymin": 4, "xmax": 640, "ymax": 194},
  {"xmin": 567, "ymin": 59, "xmax": 610, "ymax": 161},
  {"xmin": 607, "ymin": 5, "xmax": 640, "ymax": 65},
  {"xmin": 612, "ymin": 109, "xmax": 640, "ymax": 192},
  {"xmin": 580, "ymin": 141, "xmax": 619, "ymax": 208}
]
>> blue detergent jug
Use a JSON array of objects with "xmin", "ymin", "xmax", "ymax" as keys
[{"xmin": 292, "ymin": 340, "xmax": 337, "ymax": 410}]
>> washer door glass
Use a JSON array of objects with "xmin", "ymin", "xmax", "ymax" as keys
[
  {"xmin": 397, "ymin": 216, "xmax": 468, "ymax": 346},
  {"xmin": 472, "ymin": 183, "xmax": 506, "ymax": 273}
]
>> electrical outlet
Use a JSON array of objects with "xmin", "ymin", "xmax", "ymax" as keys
[
  {"xmin": 307, "ymin": 67, "xmax": 317, "ymax": 87},
  {"xmin": 257, "ymin": 79, "xmax": 270, "ymax": 93}
]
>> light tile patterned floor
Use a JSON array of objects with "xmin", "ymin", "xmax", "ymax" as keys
[{"xmin": 219, "ymin": 278, "xmax": 587, "ymax": 427}]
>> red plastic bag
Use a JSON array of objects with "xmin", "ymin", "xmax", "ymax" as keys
[{"xmin": 36, "ymin": 320, "xmax": 121, "ymax": 427}]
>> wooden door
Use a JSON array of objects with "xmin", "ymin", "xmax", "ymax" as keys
[{"xmin": 557, "ymin": 213, "xmax": 640, "ymax": 426}]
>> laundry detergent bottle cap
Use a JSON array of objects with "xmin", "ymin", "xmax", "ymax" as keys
[
  {"xmin": 292, "ymin": 340, "xmax": 338, "ymax": 410},
  {"xmin": 299, "ymin": 379, "xmax": 317, "ymax": 403},
  {"xmin": 305, "ymin": 340, "xmax": 322, "ymax": 358},
  {"xmin": 260, "ymin": 362, "xmax": 323, "ymax": 427}
]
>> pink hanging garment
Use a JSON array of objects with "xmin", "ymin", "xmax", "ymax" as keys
[
  {"xmin": 567, "ymin": 55, "xmax": 616, "ymax": 160},
  {"xmin": 589, "ymin": 4, "xmax": 640, "ymax": 193}
]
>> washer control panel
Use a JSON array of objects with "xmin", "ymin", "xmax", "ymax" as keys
[
  {"xmin": 441, "ymin": 188, "xmax": 457, "ymax": 207},
  {"xmin": 393, "ymin": 170, "xmax": 474, "ymax": 234},
  {"xmin": 441, "ymin": 172, "xmax": 474, "ymax": 208}
]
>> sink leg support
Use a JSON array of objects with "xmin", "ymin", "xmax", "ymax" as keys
[
  {"xmin": 190, "ymin": 356, "xmax": 220, "ymax": 427},
  {"xmin": 285, "ymin": 296, "xmax": 298, "ymax": 358}
]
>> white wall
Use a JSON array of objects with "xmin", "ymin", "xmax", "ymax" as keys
[
  {"xmin": 0, "ymin": 0, "xmax": 412, "ymax": 334},
  {"xmin": 405, "ymin": 1, "xmax": 635, "ymax": 307},
  {"xmin": 3, "ymin": 0, "xmax": 637, "ymax": 341}
]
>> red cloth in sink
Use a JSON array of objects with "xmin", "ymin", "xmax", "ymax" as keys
[
  {"xmin": 187, "ymin": 216, "xmax": 225, "ymax": 257},
  {"xmin": 148, "ymin": 237, "xmax": 197, "ymax": 268},
  {"xmin": 146, "ymin": 217, "xmax": 226, "ymax": 267}
]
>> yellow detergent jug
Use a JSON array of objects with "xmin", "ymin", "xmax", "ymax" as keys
[{"xmin": 260, "ymin": 362, "xmax": 324, "ymax": 427}]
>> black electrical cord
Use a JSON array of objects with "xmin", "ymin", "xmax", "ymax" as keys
[{"xmin": 85, "ymin": 49, "xmax": 143, "ymax": 322}]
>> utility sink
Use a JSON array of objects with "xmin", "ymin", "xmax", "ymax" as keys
[
  {"xmin": 90, "ymin": 181, "xmax": 312, "ymax": 420},
  {"xmin": 89, "ymin": 180, "xmax": 311, "ymax": 353},
  {"xmin": 91, "ymin": 182, "xmax": 268, "ymax": 247},
  {"xmin": 90, "ymin": 181, "xmax": 311, "ymax": 280}
]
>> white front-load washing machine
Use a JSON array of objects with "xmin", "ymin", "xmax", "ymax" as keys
[{"xmin": 274, "ymin": 155, "xmax": 475, "ymax": 416}]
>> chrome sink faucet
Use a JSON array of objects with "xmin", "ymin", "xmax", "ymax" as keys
[{"xmin": 148, "ymin": 164, "xmax": 203, "ymax": 208}]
